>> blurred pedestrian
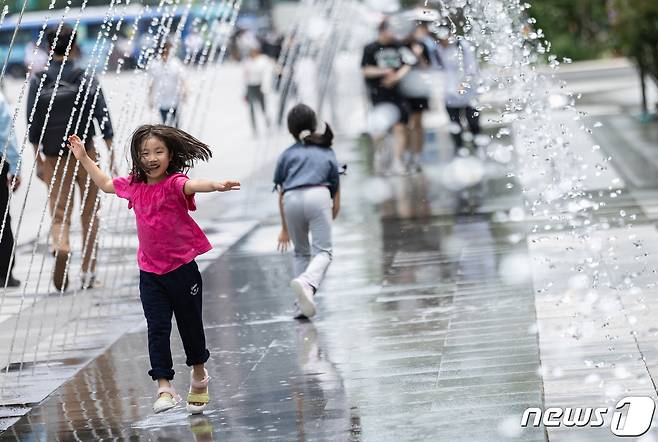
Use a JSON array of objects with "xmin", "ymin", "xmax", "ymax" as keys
[
  {"xmin": 113, "ymin": 30, "xmax": 135, "ymax": 70},
  {"xmin": 416, "ymin": 21, "xmax": 440, "ymax": 67},
  {"xmin": 261, "ymin": 28, "xmax": 284, "ymax": 60},
  {"xmin": 0, "ymin": 91, "xmax": 21, "ymax": 288},
  {"xmin": 243, "ymin": 46, "xmax": 271, "ymax": 135},
  {"xmin": 403, "ymin": 23, "xmax": 434, "ymax": 172},
  {"xmin": 274, "ymin": 104, "xmax": 340, "ymax": 319},
  {"xmin": 434, "ymin": 26, "xmax": 481, "ymax": 152},
  {"xmin": 236, "ymin": 28, "xmax": 259, "ymax": 60},
  {"xmin": 24, "ymin": 41, "xmax": 48, "ymax": 77},
  {"xmin": 185, "ymin": 29, "xmax": 205, "ymax": 64},
  {"xmin": 27, "ymin": 25, "xmax": 115, "ymax": 291},
  {"xmin": 68, "ymin": 125, "xmax": 240, "ymax": 415},
  {"xmin": 149, "ymin": 40, "xmax": 187, "ymax": 128},
  {"xmin": 361, "ymin": 19, "xmax": 415, "ymax": 175},
  {"xmin": 275, "ymin": 34, "xmax": 300, "ymax": 127}
]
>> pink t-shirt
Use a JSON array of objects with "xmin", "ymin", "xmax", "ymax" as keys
[{"xmin": 113, "ymin": 173, "xmax": 212, "ymax": 275}]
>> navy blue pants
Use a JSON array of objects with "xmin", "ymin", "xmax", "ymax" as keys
[{"xmin": 140, "ymin": 260, "xmax": 210, "ymax": 381}]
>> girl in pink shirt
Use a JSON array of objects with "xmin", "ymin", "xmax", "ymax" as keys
[{"xmin": 68, "ymin": 125, "xmax": 239, "ymax": 415}]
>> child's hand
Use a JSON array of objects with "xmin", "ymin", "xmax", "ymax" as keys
[
  {"xmin": 214, "ymin": 180, "xmax": 241, "ymax": 192},
  {"xmin": 332, "ymin": 204, "xmax": 340, "ymax": 220},
  {"xmin": 277, "ymin": 229, "xmax": 290, "ymax": 252},
  {"xmin": 67, "ymin": 135, "xmax": 87, "ymax": 160},
  {"xmin": 381, "ymin": 73, "xmax": 398, "ymax": 88}
]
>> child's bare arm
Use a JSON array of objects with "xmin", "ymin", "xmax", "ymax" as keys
[
  {"xmin": 277, "ymin": 190, "xmax": 290, "ymax": 252},
  {"xmin": 68, "ymin": 135, "xmax": 115, "ymax": 194},
  {"xmin": 184, "ymin": 179, "xmax": 241, "ymax": 195},
  {"xmin": 332, "ymin": 188, "xmax": 340, "ymax": 219}
]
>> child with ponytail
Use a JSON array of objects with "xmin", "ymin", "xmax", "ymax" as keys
[{"xmin": 274, "ymin": 104, "xmax": 341, "ymax": 319}]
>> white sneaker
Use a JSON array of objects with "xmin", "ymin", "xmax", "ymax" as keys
[
  {"xmin": 292, "ymin": 302, "xmax": 307, "ymax": 320},
  {"xmin": 290, "ymin": 278, "xmax": 316, "ymax": 318}
]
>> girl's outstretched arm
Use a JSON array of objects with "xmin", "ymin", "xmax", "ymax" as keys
[
  {"xmin": 68, "ymin": 135, "xmax": 115, "ymax": 194},
  {"xmin": 184, "ymin": 179, "xmax": 241, "ymax": 195}
]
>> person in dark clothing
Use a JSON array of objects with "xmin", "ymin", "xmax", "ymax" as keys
[
  {"xmin": 434, "ymin": 26, "xmax": 481, "ymax": 152},
  {"xmin": 261, "ymin": 28, "xmax": 284, "ymax": 60},
  {"xmin": 361, "ymin": 20, "xmax": 415, "ymax": 174},
  {"xmin": 0, "ymin": 91, "xmax": 21, "ymax": 287},
  {"xmin": 26, "ymin": 25, "xmax": 115, "ymax": 291}
]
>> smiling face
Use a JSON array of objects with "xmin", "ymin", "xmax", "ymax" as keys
[{"xmin": 139, "ymin": 136, "xmax": 171, "ymax": 183}]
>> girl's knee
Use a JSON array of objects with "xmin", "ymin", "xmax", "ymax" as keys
[{"xmin": 146, "ymin": 318, "xmax": 172, "ymax": 334}]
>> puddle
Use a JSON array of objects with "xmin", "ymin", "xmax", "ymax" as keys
[{"xmin": 132, "ymin": 406, "xmax": 219, "ymax": 430}]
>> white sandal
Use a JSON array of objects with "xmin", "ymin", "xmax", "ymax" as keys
[
  {"xmin": 186, "ymin": 369, "xmax": 211, "ymax": 414},
  {"xmin": 153, "ymin": 386, "xmax": 180, "ymax": 413}
]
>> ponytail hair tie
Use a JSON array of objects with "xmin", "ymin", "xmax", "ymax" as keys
[{"xmin": 298, "ymin": 129, "xmax": 312, "ymax": 142}]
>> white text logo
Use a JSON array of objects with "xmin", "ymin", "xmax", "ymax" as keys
[{"xmin": 521, "ymin": 396, "xmax": 655, "ymax": 437}]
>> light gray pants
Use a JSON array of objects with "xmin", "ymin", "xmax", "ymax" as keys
[{"xmin": 284, "ymin": 186, "xmax": 333, "ymax": 289}]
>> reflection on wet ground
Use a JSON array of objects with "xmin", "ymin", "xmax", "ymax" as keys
[{"xmin": 1, "ymin": 136, "xmax": 547, "ymax": 441}]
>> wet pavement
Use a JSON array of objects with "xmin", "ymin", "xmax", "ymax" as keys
[
  {"xmin": 0, "ymin": 129, "xmax": 552, "ymax": 441},
  {"xmin": 0, "ymin": 61, "xmax": 288, "ymax": 424},
  {"xmin": 0, "ymin": 217, "xmax": 257, "ymax": 410},
  {"xmin": 2, "ymin": 74, "xmax": 658, "ymax": 440}
]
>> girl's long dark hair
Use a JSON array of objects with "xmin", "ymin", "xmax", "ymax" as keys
[
  {"xmin": 287, "ymin": 103, "xmax": 333, "ymax": 147},
  {"xmin": 129, "ymin": 124, "xmax": 212, "ymax": 183}
]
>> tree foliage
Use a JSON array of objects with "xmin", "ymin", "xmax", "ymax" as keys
[
  {"xmin": 529, "ymin": 0, "xmax": 613, "ymax": 60},
  {"xmin": 610, "ymin": 0, "xmax": 658, "ymax": 82}
]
